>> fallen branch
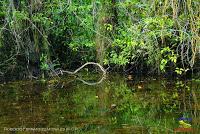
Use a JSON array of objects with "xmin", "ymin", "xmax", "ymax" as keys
[
  {"xmin": 61, "ymin": 62, "xmax": 106, "ymax": 75},
  {"xmin": 54, "ymin": 62, "xmax": 107, "ymax": 85}
]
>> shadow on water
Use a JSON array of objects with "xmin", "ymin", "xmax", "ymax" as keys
[{"xmin": 0, "ymin": 74, "xmax": 199, "ymax": 134}]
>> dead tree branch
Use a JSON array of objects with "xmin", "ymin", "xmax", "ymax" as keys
[
  {"xmin": 54, "ymin": 62, "xmax": 107, "ymax": 85},
  {"xmin": 61, "ymin": 62, "xmax": 106, "ymax": 75}
]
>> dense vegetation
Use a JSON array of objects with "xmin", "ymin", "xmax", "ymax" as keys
[{"xmin": 0, "ymin": 0, "xmax": 199, "ymax": 80}]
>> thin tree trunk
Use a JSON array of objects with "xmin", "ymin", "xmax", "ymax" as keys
[{"xmin": 95, "ymin": 0, "xmax": 118, "ymax": 65}]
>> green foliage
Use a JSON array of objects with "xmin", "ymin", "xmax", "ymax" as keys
[
  {"xmin": 160, "ymin": 47, "xmax": 177, "ymax": 72},
  {"xmin": 13, "ymin": 11, "xmax": 28, "ymax": 21},
  {"xmin": 0, "ymin": 0, "xmax": 199, "ymax": 78},
  {"xmin": 175, "ymin": 68, "xmax": 189, "ymax": 75},
  {"xmin": 40, "ymin": 54, "xmax": 49, "ymax": 71}
]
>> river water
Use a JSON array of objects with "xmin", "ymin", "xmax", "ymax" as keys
[{"xmin": 0, "ymin": 74, "xmax": 199, "ymax": 133}]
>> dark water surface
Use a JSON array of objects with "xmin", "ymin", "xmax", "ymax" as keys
[{"xmin": 0, "ymin": 74, "xmax": 199, "ymax": 134}]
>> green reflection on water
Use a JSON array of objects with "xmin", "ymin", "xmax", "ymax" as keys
[{"xmin": 0, "ymin": 74, "xmax": 199, "ymax": 134}]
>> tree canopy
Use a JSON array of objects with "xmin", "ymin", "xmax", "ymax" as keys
[{"xmin": 0, "ymin": 0, "xmax": 199, "ymax": 80}]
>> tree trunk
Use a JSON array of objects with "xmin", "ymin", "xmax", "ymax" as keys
[{"xmin": 95, "ymin": 0, "xmax": 118, "ymax": 65}]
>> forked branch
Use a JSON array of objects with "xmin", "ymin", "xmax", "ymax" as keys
[{"xmin": 60, "ymin": 62, "xmax": 106, "ymax": 75}]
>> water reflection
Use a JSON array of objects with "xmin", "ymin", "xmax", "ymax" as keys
[{"xmin": 0, "ymin": 74, "xmax": 199, "ymax": 133}]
